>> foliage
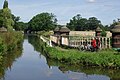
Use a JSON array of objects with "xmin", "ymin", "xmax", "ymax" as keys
[
  {"xmin": 0, "ymin": 38, "xmax": 6, "ymax": 53},
  {"xmin": 67, "ymin": 14, "xmax": 102, "ymax": 31},
  {"xmin": 12, "ymin": 14, "xmax": 27, "ymax": 31},
  {"xmin": 0, "ymin": 31, "xmax": 23, "ymax": 76},
  {"xmin": 0, "ymin": 40, "xmax": 23, "ymax": 78},
  {"xmin": 37, "ymin": 40, "xmax": 120, "ymax": 69},
  {"xmin": 0, "ymin": 0, "xmax": 14, "ymax": 31},
  {"xmin": 14, "ymin": 21, "xmax": 27, "ymax": 31},
  {"xmin": 0, "ymin": 31, "xmax": 23, "ymax": 54},
  {"xmin": 38, "ymin": 31, "xmax": 53, "ymax": 39},
  {"xmin": 0, "ymin": 9, "xmax": 3, "ymax": 27},
  {"xmin": 45, "ymin": 47, "xmax": 120, "ymax": 68},
  {"xmin": 3, "ymin": 0, "xmax": 8, "ymax": 9},
  {"xmin": 2, "ymin": 8, "xmax": 14, "ymax": 30},
  {"xmin": 28, "ymin": 12, "xmax": 57, "ymax": 32},
  {"xmin": 104, "ymin": 25, "xmax": 110, "ymax": 31},
  {"xmin": 110, "ymin": 18, "xmax": 120, "ymax": 29},
  {"xmin": 101, "ymin": 30, "xmax": 107, "ymax": 37}
]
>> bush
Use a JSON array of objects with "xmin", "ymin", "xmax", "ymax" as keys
[
  {"xmin": 0, "ymin": 31, "xmax": 23, "ymax": 53},
  {"xmin": 101, "ymin": 30, "xmax": 107, "ymax": 37}
]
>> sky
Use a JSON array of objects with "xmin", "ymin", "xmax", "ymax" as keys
[{"xmin": 0, "ymin": 0, "xmax": 120, "ymax": 25}]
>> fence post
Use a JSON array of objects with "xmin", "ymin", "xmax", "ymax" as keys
[
  {"xmin": 105, "ymin": 37, "xmax": 107, "ymax": 48},
  {"xmin": 109, "ymin": 38, "xmax": 111, "ymax": 48}
]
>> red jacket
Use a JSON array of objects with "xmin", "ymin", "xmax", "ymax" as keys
[{"xmin": 92, "ymin": 39, "xmax": 96, "ymax": 48}]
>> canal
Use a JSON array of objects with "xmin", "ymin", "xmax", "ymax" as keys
[{"xmin": 0, "ymin": 35, "xmax": 120, "ymax": 80}]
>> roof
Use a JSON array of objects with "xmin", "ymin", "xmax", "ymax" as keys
[
  {"xmin": 59, "ymin": 26, "xmax": 70, "ymax": 32},
  {"xmin": 0, "ymin": 27, "xmax": 7, "ymax": 32},
  {"xmin": 111, "ymin": 24, "xmax": 120, "ymax": 33},
  {"xmin": 95, "ymin": 26, "xmax": 102, "ymax": 32},
  {"xmin": 54, "ymin": 26, "xmax": 59, "ymax": 32}
]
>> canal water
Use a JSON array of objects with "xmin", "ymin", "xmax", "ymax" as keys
[{"xmin": 0, "ymin": 35, "xmax": 120, "ymax": 80}]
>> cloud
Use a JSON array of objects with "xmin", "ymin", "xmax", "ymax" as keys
[{"xmin": 88, "ymin": 0, "xmax": 96, "ymax": 3}]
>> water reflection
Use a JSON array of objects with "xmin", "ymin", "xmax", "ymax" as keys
[
  {"xmin": 0, "ymin": 42, "xmax": 23, "ymax": 79},
  {"xmin": 47, "ymin": 58, "xmax": 120, "ymax": 80},
  {"xmin": 28, "ymin": 35, "xmax": 120, "ymax": 80}
]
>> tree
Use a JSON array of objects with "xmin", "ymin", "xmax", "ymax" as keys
[
  {"xmin": 12, "ymin": 14, "xmax": 25, "ymax": 31},
  {"xmin": 67, "ymin": 14, "xmax": 101, "ymax": 31},
  {"xmin": 75, "ymin": 18, "xmax": 88, "ymax": 31},
  {"xmin": 2, "ymin": 7, "xmax": 14, "ymax": 30},
  {"xmin": 87, "ymin": 17, "xmax": 101, "ymax": 30},
  {"xmin": 103, "ymin": 25, "xmax": 110, "ymax": 31},
  {"xmin": 14, "ymin": 22, "xmax": 27, "ymax": 31},
  {"xmin": 0, "ymin": 0, "xmax": 14, "ymax": 30},
  {"xmin": 3, "ymin": 0, "xmax": 8, "ymax": 9},
  {"xmin": 67, "ymin": 14, "xmax": 102, "ymax": 31},
  {"xmin": 67, "ymin": 14, "xmax": 82, "ymax": 31},
  {"xmin": 28, "ymin": 12, "xmax": 57, "ymax": 32},
  {"xmin": 110, "ymin": 19, "xmax": 120, "ymax": 29},
  {"xmin": 0, "ymin": 9, "xmax": 3, "ymax": 27}
]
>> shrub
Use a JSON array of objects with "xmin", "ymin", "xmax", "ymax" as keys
[{"xmin": 0, "ymin": 31, "xmax": 23, "ymax": 53}]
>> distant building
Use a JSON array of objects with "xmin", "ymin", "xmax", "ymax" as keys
[
  {"xmin": 54, "ymin": 26, "xmax": 70, "ymax": 36},
  {"xmin": 95, "ymin": 26, "xmax": 102, "ymax": 37},
  {"xmin": 0, "ymin": 27, "xmax": 7, "ymax": 32},
  {"xmin": 111, "ymin": 23, "xmax": 120, "ymax": 49}
]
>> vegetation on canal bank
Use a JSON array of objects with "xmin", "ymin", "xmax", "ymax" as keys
[
  {"xmin": 0, "ymin": 31, "xmax": 23, "ymax": 53},
  {"xmin": 0, "ymin": 31, "xmax": 23, "ymax": 65},
  {"xmin": 38, "ymin": 39, "xmax": 120, "ymax": 69},
  {"xmin": 0, "ymin": 37, "xmax": 23, "ymax": 78},
  {"xmin": 45, "ymin": 47, "xmax": 120, "ymax": 68}
]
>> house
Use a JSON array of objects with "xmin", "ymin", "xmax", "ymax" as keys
[{"xmin": 0, "ymin": 27, "xmax": 7, "ymax": 32}]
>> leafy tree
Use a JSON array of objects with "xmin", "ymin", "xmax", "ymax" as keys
[
  {"xmin": 0, "ymin": 9, "xmax": 3, "ymax": 27},
  {"xmin": 101, "ymin": 30, "xmax": 107, "ymax": 37},
  {"xmin": 3, "ymin": 0, "xmax": 8, "ymax": 9},
  {"xmin": 28, "ymin": 12, "xmax": 57, "ymax": 32},
  {"xmin": 87, "ymin": 17, "xmax": 101, "ymax": 30},
  {"xmin": 2, "ymin": 7, "xmax": 14, "ymax": 30},
  {"xmin": 67, "ymin": 14, "xmax": 82, "ymax": 30},
  {"xmin": 110, "ymin": 19, "xmax": 120, "ymax": 29},
  {"xmin": 12, "ymin": 14, "xmax": 26, "ymax": 31},
  {"xmin": 103, "ymin": 25, "xmax": 110, "ymax": 31},
  {"xmin": 67, "ymin": 14, "xmax": 102, "ymax": 31},
  {"xmin": 75, "ymin": 18, "xmax": 88, "ymax": 31},
  {"xmin": 0, "ymin": 0, "xmax": 14, "ymax": 30},
  {"xmin": 67, "ymin": 14, "xmax": 103, "ymax": 31},
  {"xmin": 14, "ymin": 22, "xmax": 27, "ymax": 31}
]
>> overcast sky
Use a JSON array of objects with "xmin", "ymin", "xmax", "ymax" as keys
[{"xmin": 0, "ymin": 0, "xmax": 120, "ymax": 25}]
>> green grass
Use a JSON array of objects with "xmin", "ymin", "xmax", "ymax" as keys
[{"xmin": 44, "ymin": 46, "xmax": 120, "ymax": 69}]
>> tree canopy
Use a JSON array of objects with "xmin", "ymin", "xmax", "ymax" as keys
[
  {"xmin": 3, "ymin": 0, "xmax": 8, "ymax": 9},
  {"xmin": 27, "ymin": 12, "xmax": 57, "ymax": 32},
  {"xmin": 0, "ymin": 9, "xmax": 3, "ymax": 27},
  {"xmin": 66, "ymin": 14, "xmax": 102, "ymax": 31},
  {"xmin": 0, "ymin": 0, "xmax": 14, "ymax": 30},
  {"xmin": 110, "ymin": 18, "xmax": 120, "ymax": 29}
]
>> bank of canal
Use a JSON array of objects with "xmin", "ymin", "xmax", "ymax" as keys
[{"xmin": 0, "ymin": 35, "xmax": 120, "ymax": 80}]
